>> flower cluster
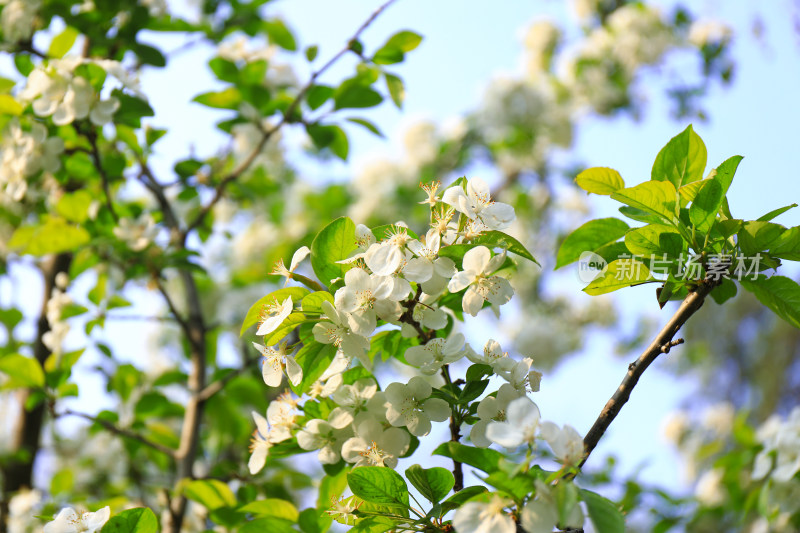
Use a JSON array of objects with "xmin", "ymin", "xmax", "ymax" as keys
[
  {"xmin": 42, "ymin": 272, "xmax": 72, "ymax": 359},
  {"xmin": 0, "ymin": 0, "xmax": 40, "ymax": 44},
  {"xmin": 0, "ymin": 120, "xmax": 64, "ymax": 202}
]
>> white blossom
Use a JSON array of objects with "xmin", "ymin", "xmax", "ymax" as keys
[
  {"xmin": 404, "ymin": 333, "xmax": 467, "ymax": 375},
  {"xmin": 448, "ymin": 246, "xmax": 514, "ymax": 316},
  {"xmin": 470, "ymin": 384, "xmax": 522, "ymax": 448},
  {"xmin": 341, "ymin": 417, "xmax": 410, "ymax": 468},
  {"xmin": 487, "ymin": 396, "xmax": 541, "ymax": 448},
  {"xmin": 1, "ymin": 0, "xmax": 40, "ymax": 44},
  {"xmin": 253, "ymin": 340, "xmax": 301, "ymax": 388},
  {"xmin": 521, "ymin": 480, "xmax": 583, "ymax": 533},
  {"xmin": 385, "ymin": 376, "xmax": 450, "ymax": 436},
  {"xmin": 312, "ymin": 300, "xmax": 370, "ymax": 363},
  {"xmin": 334, "ymin": 268, "xmax": 407, "ymax": 336},
  {"xmin": 256, "ymin": 296, "xmax": 293, "ymax": 336},
  {"xmin": 43, "ymin": 507, "xmax": 110, "ymax": 533},
  {"xmin": 538, "ymin": 422, "xmax": 583, "ymax": 466},
  {"xmin": 453, "ymin": 495, "xmax": 515, "ymax": 533},
  {"xmin": 442, "ymin": 177, "xmax": 515, "ymax": 230},
  {"xmin": 296, "ymin": 411, "xmax": 354, "ymax": 464}
]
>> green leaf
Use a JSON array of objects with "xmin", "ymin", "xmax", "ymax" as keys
[
  {"xmin": 56, "ymin": 190, "xmax": 93, "ymax": 223},
  {"xmin": 384, "ymin": 73, "xmax": 405, "ymax": 109},
  {"xmin": 624, "ymin": 224, "xmax": 683, "ymax": 258},
  {"xmin": 575, "ymin": 167, "xmax": 625, "ymax": 195},
  {"xmin": 292, "ymin": 343, "xmax": 337, "ymax": 395},
  {"xmin": 0, "ymin": 94, "xmax": 23, "ymax": 116},
  {"xmin": 49, "ymin": 27, "xmax": 80, "ymax": 58},
  {"xmin": 101, "ymin": 508, "xmax": 158, "ymax": 533},
  {"xmin": 239, "ymin": 499, "xmax": 299, "ymax": 521},
  {"xmin": 405, "ymin": 464, "xmax": 454, "ymax": 504},
  {"xmin": 689, "ymin": 179, "xmax": 723, "ymax": 233},
  {"xmin": 0, "ymin": 77, "xmax": 14, "ymax": 93},
  {"xmin": 618, "ymin": 206, "xmax": 664, "ymax": 226},
  {"xmin": 556, "ymin": 218, "xmax": 629, "ymax": 269},
  {"xmin": 264, "ymin": 313, "xmax": 306, "ymax": 346},
  {"xmin": 651, "ymin": 124, "xmax": 707, "ymax": 189},
  {"xmin": 306, "ymin": 85, "xmax": 334, "ymax": 110},
  {"xmin": 301, "ymin": 291, "xmax": 334, "ymax": 314},
  {"xmin": 740, "ymin": 276, "xmax": 800, "ymax": 329},
  {"xmin": 208, "ymin": 57, "xmax": 239, "ymax": 83},
  {"xmin": 264, "ymin": 19, "xmax": 297, "ymax": 51},
  {"xmin": 757, "ymin": 203, "xmax": 797, "ymax": 222},
  {"xmin": 469, "ymin": 231, "xmax": 539, "ymax": 265},
  {"xmin": 240, "ymin": 287, "xmax": 309, "ymax": 336},
  {"xmin": 346, "ymin": 117, "xmax": 384, "ymax": 137},
  {"xmin": 239, "ymin": 518, "xmax": 296, "ymax": 533},
  {"xmin": 184, "ymin": 479, "xmax": 237, "ymax": 510},
  {"xmin": 710, "ymin": 277, "xmax": 738, "ymax": 305},
  {"xmin": 554, "ymin": 481, "xmax": 580, "ymax": 526},
  {"xmin": 8, "ymin": 218, "xmax": 90, "ymax": 256},
  {"xmin": 113, "ymin": 91, "xmax": 155, "ymax": 128},
  {"xmin": 310, "ymin": 217, "xmax": 357, "ymax": 285},
  {"xmin": 583, "ymin": 258, "xmax": 652, "ymax": 296},
  {"xmin": 770, "ymin": 226, "xmax": 800, "ymax": 260},
  {"xmin": 333, "ymin": 80, "xmax": 383, "ymax": 110},
  {"xmin": 192, "ymin": 88, "xmax": 242, "ymax": 110},
  {"xmin": 347, "ymin": 466, "xmax": 409, "ymax": 508},
  {"xmin": 611, "ymin": 181, "xmax": 678, "ymax": 225},
  {"xmin": 738, "ymin": 221, "xmax": 785, "ymax": 256},
  {"xmin": 305, "ymin": 45, "xmax": 319, "ymax": 62},
  {"xmin": 14, "ymin": 54, "xmax": 33, "ymax": 77},
  {"xmin": 50, "ymin": 469, "xmax": 74, "ymax": 496},
  {"xmin": 580, "ymin": 489, "xmax": 625, "ymax": 533},
  {"xmin": 439, "ymin": 486, "xmax": 488, "ymax": 514},
  {"xmin": 710, "ymin": 155, "xmax": 743, "ymax": 197},
  {"xmin": 432, "ymin": 442, "xmax": 503, "ymax": 474},
  {"xmin": 373, "ymin": 30, "xmax": 423, "ymax": 65},
  {"xmin": 240, "ymin": 60, "xmax": 267, "ymax": 85},
  {"xmin": 2, "ymin": 354, "xmax": 46, "ymax": 389},
  {"xmin": 306, "ymin": 123, "xmax": 349, "ymax": 160}
]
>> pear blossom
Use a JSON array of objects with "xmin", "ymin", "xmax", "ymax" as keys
[
  {"xmin": 453, "ymin": 494, "xmax": 515, "ymax": 533},
  {"xmin": 385, "ymin": 376, "xmax": 450, "ymax": 436},
  {"xmin": 364, "ymin": 226, "xmax": 413, "ymax": 276},
  {"xmin": 486, "ymin": 396, "xmax": 541, "ymax": 448},
  {"xmin": 248, "ymin": 412, "xmax": 273, "ymax": 474},
  {"xmin": 271, "ymin": 246, "xmax": 311, "ymax": 284},
  {"xmin": 0, "ymin": 121, "xmax": 64, "ymax": 201},
  {"xmin": 405, "ymin": 229, "xmax": 457, "ymax": 293},
  {"xmin": 1, "ymin": 0, "xmax": 40, "ymax": 44},
  {"xmin": 466, "ymin": 339, "xmax": 518, "ymax": 377},
  {"xmin": 752, "ymin": 406, "xmax": 800, "ymax": 482},
  {"xmin": 113, "ymin": 214, "xmax": 157, "ymax": 251},
  {"xmin": 447, "ymin": 246, "xmax": 513, "ymax": 316},
  {"xmin": 521, "ymin": 480, "xmax": 583, "ymax": 533},
  {"xmin": 341, "ymin": 417, "xmax": 410, "ymax": 468},
  {"xmin": 470, "ymin": 384, "xmax": 523, "ymax": 448},
  {"xmin": 43, "ymin": 507, "xmax": 110, "ymax": 533},
  {"xmin": 498, "ymin": 356, "xmax": 542, "ymax": 394},
  {"xmin": 404, "ymin": 333, "xmax": 467, "ymax": 375},
  {"xmin": 256, "ymin": 296, "xmax": 293, "ymax": 336},
  {"xmin": 253, "ymin": 340, "xmax": 301, "ymax": 387},
  {"xmin": 312, "ymin": 300, "xmax": 370, "ymax": 362},
  {"xmin": 309, "ymin": 373, "xmax": 343, "ymax": 399},
  {"xmin": 334, "ymin": 268, "xmax": 407, "ymax": 336},
  {"xmin": 401, "ymin": 294, "xmax": 448, "ymax": 337},
  {"xmin": 442, "ymin": 177, "xmax": 515, "ymax": 230},
  {"xmin": 331, "ymin": 378, "xmax": 379, "ymax": 417},
  {"xmin": 538, "ymin": 422, "xmax": 584, "ymax": 466},
  {"xmin": 326, "ymin": 496, "xmax": 361, "ymax": 526},
  {"xmin": 296, "ymin": 411, "xmax": 354, "ymax": 464},
  {"xmin": 419, "ymin": 181, "xmax": 441, "ymax": 206}
]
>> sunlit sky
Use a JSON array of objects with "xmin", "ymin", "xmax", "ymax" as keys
[{"xmin": 8, "ymin": 0, "xmax": 800, "ymax": 500}]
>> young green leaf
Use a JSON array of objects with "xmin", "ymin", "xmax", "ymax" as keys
[
  {"xmin": 310, "ymin": 217, "xmax": 358, "ymax": 285},
  {"xmin": 49, "ymin": 27, "xmax": 80, "ymax": 59},
  {"xmin": 0, "ymin": 354, "xmax": 45, "ymax": 389},
  {"xmin": 689, "ymin": 179, "xmax": 724, "ymax": 233},
  {"xmin": 347, "ymin": 466, "xmax": 410, "ymax": 508},
  {"xmin": 740, "ymin": 276, "xmax": 800, "ymax": 329},
  {"xmin": 432, "ymin": 442, "xmax": 503, "ymax": 474},
  {"xmin": 757, "ymin": 203, "xmax": 797, "ymax": 222},
  {"xmin": 583, "ymin": 259, "xmax": 652, "ymax": 296},
  {"xmin": 384, "ymin": 72, "xmax": 405, "ymax": 109},
  {"xmin": 439, "ymin": 486, "xmax": 488, "ymax": 515},
  {"xmin": 468, "ymin": 231, "xmax": 539, "ymax": 265},
  {"xmin": 405, "ymin": 464, "xmax": 455, "ymax": 504},
  {"xmin": 580, "ymin": 489, "xmax": 625, "ymax": 533},
  {"xmin": 240, "ymin": 287, "xmax": 309, "ymax": 336},
  {"xmin": 575, "ymin": 167, "xmax": 625, "ymax": 195},
  {"xmin": 333, "ymin": 79, "xmax": 383, "ymax": 110},
  {"xmin": 555, "ymin": 218, "xmax": 629, "ymax": 269},
  {"xmin": 611, "ymin": 181, "xmax": 678, "ymax": 225},
  {"xmin": 192, "ymin": 88, "xmax": 242, "ymax": 110},
  {"xmin": 770, "ymin": 226, "xmax": 800, "ymax": 260},
  {"xmin": 710, "ymin": 154, "xmax": 743, "ymax": 196},
  {"xmin": 291, "ymin": 343, "xmax": 337, "ymax": 395},
  {"xmin": 737, "ymin": 221, "xmax": 785, "ymax": 256},
  {"xmin": 651, "ymin": 124, "xmax": 707, "ymax": 189},
  {"xmin": 183, "ymin": 479, "xmax": 237, "ymax": 510},
  {"xmin": 624, "ymin": 224, "xmax": 683, "ymax": 258},
  {"xmin": 239, "ymin": 499, "xmax": 299, "ymax": 521},
  {"xmin": 101, "ymin": 508, "xmax": 158, "ymax": 533}
]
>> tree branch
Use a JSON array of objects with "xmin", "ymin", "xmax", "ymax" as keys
[
  {"xmin": 440, "ymin": 365, "xmax": 464, "ymax": 492},
  {"xmin": 183, "ymin": 0, "xmax": 399, "ymax": 239},
  {"xmin": 579, "ymin": 280, "xmax": 718, "ymax": 469},
  {"xmin": 57, "ymin": 409, "xmax": 176, "ymax": 457},
  {"xmin": 84, "ymin": 127, "xmax": 119, "ymax": 223},
  {"xmin": 197, "ymin": 356, "xmax": 259, "ymax": 402}
]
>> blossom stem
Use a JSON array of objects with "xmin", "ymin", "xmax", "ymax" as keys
[{"xmin": 441, "ymin": 364, "xmax": 464, "ymax": 492}]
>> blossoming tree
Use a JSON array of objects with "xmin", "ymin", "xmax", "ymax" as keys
[{"xmin": 1, "ymin": 1, "xmax": 798, "ymax": 533}]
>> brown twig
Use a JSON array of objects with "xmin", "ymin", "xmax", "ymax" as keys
[
  {"xmin": 579, "ymin": 280, "xmax": 718, "ymax": 469},
  {"xmin": 197, "ymin": 356, "xmax": 259, "ymax": 402},
  {"xmin": 84, "ymin": 128, "xmax": 119, "ymax": 223},
  {"xmin": 441, "ymin": 365, "xmax": 464, "ymax": 492},
  {"xmin": 182, "ymin": 0, "xmax": 400, "ymax": 240},
  {"xmin": 57, "ymin": 409, "xmax": 176, "ymax": 457}
]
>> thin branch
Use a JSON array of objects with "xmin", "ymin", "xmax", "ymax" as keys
[
  {"xmin": 85, "ymin": 128, "xmax": 119, "ymax": 222},
  {"xmin": 104, "ymin": 313, "xmax": 177, "ymax": 322},
  {"xmin": 152, "ymin": 277, "xmax": 195, "ymax": 346},
  {"xmin": 58, "ymin": 409, "xmax": 176, "ymax": 457},
  {"xmin": 579, "ymin": 280, "xmax": 718, "ymax": 469},
  {"xmin": 197, "ymin": 356, "xmax": 259, "ymax": 402},
  {"xmin": 183, "ymin": 0, "xmax": 399, "ymax": 239}
]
